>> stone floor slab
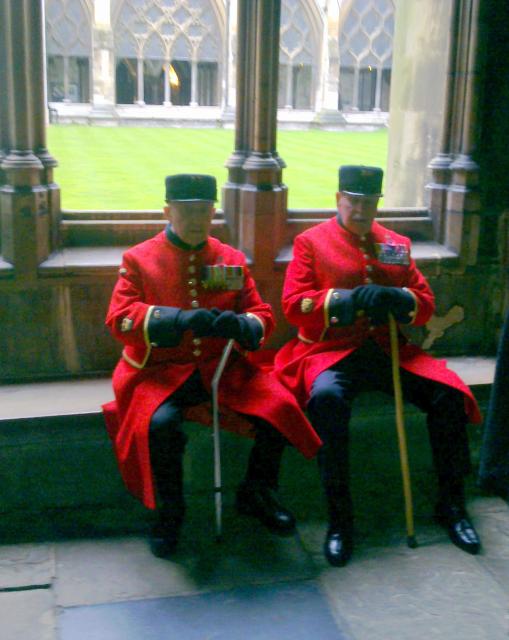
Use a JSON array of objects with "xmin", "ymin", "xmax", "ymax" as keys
[
  {"xmin": 0, "ymin": 588, "xmax": 56, "ymax": 640},
  {"xmin": 58, "ymin": 580, "xmax": 348, "ymax": 640},
  {"xmin": 0, "ymin": 543, "xmax": 55, "ymax": 589},
  {"xmin": 321, "ymin": 544, "xmax": 509, "ymax": 640},
  {"xmin": 54, "ymin": 522, "xmax": 316, "ymax": 607}
]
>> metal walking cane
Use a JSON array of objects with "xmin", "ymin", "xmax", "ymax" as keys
[
  {"xmin": 211, "ymin": 338, "xmax": 235, "ymax": 541},
  {"xmin": 388, "ymin": 313, "xmax": 418, "ymax": 549}
]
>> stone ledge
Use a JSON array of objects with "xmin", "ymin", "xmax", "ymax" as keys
[{"xmin": 0, "ymin": 357, "xmax": 495, "ymax": 422}]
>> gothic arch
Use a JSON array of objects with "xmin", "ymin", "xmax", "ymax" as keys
[
  {"xmin": 44, "ymin": 0, "xmax": 93, "ymax": 102},
  {"xmin": 279, "ymin": 0, "xmax": 325, "ymax": 109},
  {"xmin": 337, "ymin": 0, "xmax": 395, "ymax": 111},
  {"xmin": 112, "ymin": 0, "xmax": 226, "ymax": 105}
]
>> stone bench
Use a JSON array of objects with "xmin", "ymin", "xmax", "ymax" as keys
[{"xmin": 0, "ymin": 357, "xmax": 495, "ymax": 543}]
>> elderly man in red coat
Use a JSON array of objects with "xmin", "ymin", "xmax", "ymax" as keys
[
  {"xmin": 275, "ymin": 165, "xmax": 482, "ymax": 567},
  {"xmin": 103, "ymin": 174, "xmax": 321, "ymax": 558}
]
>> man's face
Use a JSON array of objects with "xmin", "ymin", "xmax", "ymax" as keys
[
  {"xmin": 336, "ymin": 191, "xmax": 379, "ymax": 236},
  {"xmin": 164, "ymin": 201, "xmax": 215, "ymax": 246}
]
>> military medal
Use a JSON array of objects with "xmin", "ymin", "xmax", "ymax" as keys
[
  {"xmin": 201, "ymin": 264, "xmax": 244, "ymax": 290},
  {"xmin": 375, "ymin": 239, "xmax": 410, "ymax": 265}
]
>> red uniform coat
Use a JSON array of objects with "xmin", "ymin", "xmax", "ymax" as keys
[
  {"xmin": 103, "ymin": 230, "xmax": 321, "ymax": 509},
  {"xmin": 274, "ymin": 217, "xmax": 481, "ymax": 423}
]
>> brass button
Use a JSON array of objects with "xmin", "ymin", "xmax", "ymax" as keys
[
  {"xmin": 368, "ymin": 325, "xmax": 375, "ymax": 332},
  {"xmin": 188, "ymin": 265, "xmax": 196, "ymax": 274},
  {"xmin": 119, "ymin": 267, "xmax": 127, "ymax": 275},
  {"xmin": 366, "ymin": 265, "xmax": 373, "ymax": 272},
  {"xmin": 360, "ymin": 235, "xmax": 366, "ymax": 242},
  {"xmin": 365, "ymin": 277, "xmax": 373, "ymax": 284},
  {"xmin": 189, "ymin": 254, "xmax": 196, "ymax": 262},
  {"xmin": 150, "ymin": 341, "xmax": 159, "ymax": 347},
  {"xmin": 153, "ymin": 309, "xmax": 161, "ymax": 318},
  {"xmin": 192, "ymin": 338, "xmax": 201, "ymax": 345},
  {"xmin": 190, "ymin": 300, "xmax": 200, "ymax": 308},
  {"xmin": 363, "ymin": 253, "xmax": 370, "ymax": 260},
  {"xmin": 332, "ymin": 291, "xmax": 341, "ymax": 300},
  {"xmin": 190, "ymin": 288, "xmax": 198, "ymax": 297},
  {"xmin": 188, "ymin": 278, "xmax": 197, "ymax": 286},
  {"xmin": 192, "ymin": 349, "xmax": 202, "ymax": 357},
  {"xmin": 330, "ymin": 316, "xmax": 339, "ymax": 324}
]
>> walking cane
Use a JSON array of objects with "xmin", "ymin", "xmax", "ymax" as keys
[
  {"xmin": 211, "ymin": 338, "xmax": 235, "ymax": 541},
  {"xmin": 388, "ymin": 314, "xmax": 418, "ymax": 548}
]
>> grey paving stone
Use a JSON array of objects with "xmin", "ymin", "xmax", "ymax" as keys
[
  {"xmin": 58, "ymin": 580, "xmax": 348, "ymax": 640},
  {"xmin": 0, "ymin": 543, "xmax": 55, "ymax": 589},
  {"xmin": 54, "ymin": 520, "xmax": 316, "ymax": 607},
  {"xmin": 0, "ymin": 589, "xmax": 56, "ymax": 640},
  {"xmin": 320, "ymin": 544, "xmax": 509, "ymax": 640}
]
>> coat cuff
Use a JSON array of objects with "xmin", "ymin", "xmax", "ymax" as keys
[
  {"xmin": 147, "ymin": 306, "xmax": 183, "ymax": 347},
  {"xmin": 324, "ymin": 288, "xmax": 357, "ymax": 327}
]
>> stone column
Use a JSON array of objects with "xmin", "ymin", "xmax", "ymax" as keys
[
  {"xmin": 239, "ymin": 0, "xmax": 286, "ymax": 272},
  {"xmin": 0, "ymin": 0, "xmax": 10, "ymax": 176},
  {"xmin": 284, "ymin": 63, "xmax": 293, "ymax": 109},
  {"xmin": 136, "ymin": 57, "xmax": 145, "ymax": 105},
  {"xmin": 31, "ymin": 0, "xmax": 60, "ymax": 252},
  {"xmin": 221, "ymin": 0, "xmax": 231, "ymax": 113},
  {"xmin": 385, "ymin": 0, "xmax": 452, "ymax": 208},
  {"xmin": 0, "ymin": 0, "xmax": 10, "ymax": 239},
  {"xmin": 190, "ymin": 57, "xmax": 198, "ymax": 107},
  {"xmin": 427, "ymin": 0, "xmax": 460, "ymax": 241},
  {"xmin": 163, "ymin": 61, "xmax": 171, "ymax": 106},
  {"xmin": 222, "ymin": 0, "xmax": 252, "ymax": 243},
  {"xmin": 1, "ymin": 0, "xmax": 47, "ymax": 279},
  {"xmin": 446, "ymin": 0, "xmax": 482, "ymax": 263},
  {"xmin": 91, "ymin": 0, "xmax": 116, "ymax": 115},
  {"xmin": 374, "ymin": 65, "xmax": 382, "ymax": 110},
  {"xmin": 314, "ymin": 5, "xmax": 345, "ymax": 125}
]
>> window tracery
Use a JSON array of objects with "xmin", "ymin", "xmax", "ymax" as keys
[
  {"xmin": 113, "ymin": 0, "xmax": 222, "ymax": 106},
  {"xmin": 45, "ymin": 0, "xmax": 92, "ymax": 102},
  {"xmin": 338, "ymin": 0, "xmax": 394, "ymax": 112}
]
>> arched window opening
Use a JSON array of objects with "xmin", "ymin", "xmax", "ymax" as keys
[
  {"xmin": 279, "ymin": 0, "xmax": 318, "ymax": 110},
  {"xmin": 338, "ymin": 0, "xmax": 394, "ymax": 112},
  {"xmin": 45, "ymin": 0, "xmax": 92, "ymax": 103}
]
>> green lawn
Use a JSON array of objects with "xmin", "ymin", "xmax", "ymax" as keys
[{"xmin": 47, "ymin": 125, "xmax": 388, "ymax": 210}]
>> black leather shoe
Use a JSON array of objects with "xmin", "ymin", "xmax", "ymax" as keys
[
  {"xmin": 235, "ymin": 483, "xmax": 296, "ymax": 535},
  {"xmin": 149, "ymin": 507, "xmax": 184, "ymax": 559},
  {"xmin": 435, "ymin": 503, "xmax": 481, "ymax": 555},
  {"xmin": 324, "ymin": 527, "xmax": 353, "ymax": 567}
]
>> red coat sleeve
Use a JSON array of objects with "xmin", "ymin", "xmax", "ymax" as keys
[
  {"xmin": 281, "ymin": 234, "xmax": 332, "ymax": 333},
  {"xmin": 105, "ymin": 252, "xmax": 153, "ymax": 349}
]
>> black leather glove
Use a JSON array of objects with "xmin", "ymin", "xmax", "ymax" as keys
[
  {"xmin": 211, "ymin": 311, "xmax": 263, "ymax": 350},
  {"xmin": 175, "ymin": 308, "xmax": 219, "ymax": 336},
  {"xmin": 352, "ymin": 285, "xmax": 415, "ymax": 325},
  {"xmin": 327, "ymin": 289, "xmax": 357, "ymax": 326}
]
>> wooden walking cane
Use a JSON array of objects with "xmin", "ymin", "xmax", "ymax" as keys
[
  {"xmin": 388, "ymin": 314, "xmax": 418, "ymax": 548},
  {"xmin": 211, "ymin": 338, "xmax": 235, "ymax": 541}
]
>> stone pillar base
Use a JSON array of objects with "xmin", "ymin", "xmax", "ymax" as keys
[{"xmin": 0, "ymin": 183, "xmax": 49, "ymax": 280}]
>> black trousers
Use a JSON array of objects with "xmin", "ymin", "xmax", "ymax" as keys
[
  {"xmin": 307, "ymin": 340, "xmax": 471, "ymax": 501},
  {"xmin": 149, "ymin": 370, "xmax": 287, "ymax": 506}
]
